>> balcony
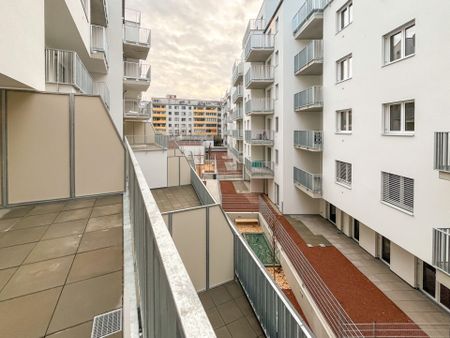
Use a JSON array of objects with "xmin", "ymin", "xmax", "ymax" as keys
[
  {"xmin": 244, "ymin": 33, "xmax": 275, "ymax": 62},
  {"xmin": 292, "ymin": 0, "xmax": 328, "ymax": 40},
  {"xmin": 295, "ymin": 40, "xmax": 323, "ymax": 76},
  {"xmin": 245, "ymin": 98, "xmax": 274, "ymax": 116},
  {"xmin": 232, "ymin": 60, "xmax": 244, "ymax": 86},
  {"xmin": 245, "ymin": 158, "xmax": 274, "ymax": 178},
  {"xmin": 245, "ymin": 130, "xmax": 274, "ymax": 146},
  {"xmin": 435, "ymin": 132, "xmax": 450, "ymax": 173},
  {"xmin": 123, "ymin": 23, "xmax": 151, "ymax": 59},
  {"xmin": 232, "ymin": 129, "xmax": 243, "ymax": 140},
  {"xmin": 230, "ymin": 147, "xmax": 243, "ymax": 163},
  {"xmin": 294, "ymin": 130, "xmax": 322, "ymax": 151},
  {"xmin": 242, "ymin": 19, "xmax": 265, "ymax": 47},
  {"xmin": 91, "ymin": 0, "xmax": 108, "ymax": 27},
  {"xmin": 245, "ymin": 65, "xmax": 274, "ymax": 89},
  {"xmin": 232, "ymin": 85, "xmax": 244, "ymax": 104},
  {"xmin": 124, "ymin": 99, "xmax": 151, "ymax": 119},
  {"xmin": 433, "ymin": 228, "xmax": 450, "ymax": 275},
  {"xmin": 233, "ymin": 106, "xmax": 244, "ymax": 120},
  {"xmin": 294, "ymin": 86, "xmax": 323, "ymax": 112},
  {"xmin": 124, "ymin": 8, "xmax": 142, "ymax": 24},
  {"xmin": 123, "ymin": 61, "xmax": 151, "ymax": 91},
  {"xmin": 294, "ymin": 167, "xmax": 322, "ymax": 198},
  {"xmin": 90, "ymin": 25, "xmax": 109, "ymax": 72}
]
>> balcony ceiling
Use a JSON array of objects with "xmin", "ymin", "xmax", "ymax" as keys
[{"xmin": 91, "ymin": 0, "xmax": 108, "ymax": 27}]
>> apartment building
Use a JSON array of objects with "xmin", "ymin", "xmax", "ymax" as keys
[
  {"xmin": 150, "ymin": 95, "xmax": 222, "ymax": 138},
  {"xmin": 227, "ymin": 0, "xmax": 450, "ymax": 313}
]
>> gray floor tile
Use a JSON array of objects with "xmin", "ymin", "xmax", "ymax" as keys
[
  {"xmin": 0, "ymin": 206, "xmax": 33, "ymax": 219},
  {"xmin": 0, "ymin": 226, "xmax": 48, "ymax": 248},
  {"xmin": 28, "ymin": 202, "xmax": 66, "ymax": 216},
  {"xmin": 234, "ymin": 296, "xmax": 253, "ymax": 316},
  {"xmin": 45, "ymin": 321, "xmax": 93, "ymax": 338},
  {"xmin": 13, "ymin": 212, "xmax": 58, "ymax": 230},
  {"xmin": 63, "ymin": 199, "xmax": 96, "ymax": 211},
  {"xmin": 91, "ymin": 204, "xmax": 122, "ymax": 218},
  {"xmin": 42, "ymin": 219, "xmax": 88, "ymax": 240},
  {"xmin": 0, "ymin": 267, "xmax": 16, "ymax": 291},
  {"xmin": 215, "ymin": 326, "xmax": 232, "ymax": 338},
  {"xmin": 78, "ymin": 228, "xmax": 122, "ymax": 252},
  {"xmin": 226, "ymin": 317, "xmax": 257, "ymax": 338},
  {"xmin": 0, "ymin": 243, "xmax": 36, "ymax": 269},
  {"xmin": 24, "ymin": 235, "xmax": 81, "ymax": 264},
  {"xmin": 94, "ymin": 195, "xmax": 123, "ymax": 207},
  {"xmin": 85, "ymin": 214, "xmax": 122, "ymax": 233},
  {"xmin": 0, "ymin": 218, "xmax": 21, "ymax": 232},
  {"xmin": 217, "ymin": 300, "xmax": 243, "ymax": 324},
  {"xmin": 55, "ymin": 208, "xmax": 92, "ymax": 223},
  {"xmin": 208, "ymin": 285, "xmax": 232, "ymax": 306},
  {"xmin": 199, "ymin": 291, "xmax": 215, "ymax": 310},
  {"xmin": 207, "ymin": 308, "xmax": 225, "ymax": 329}
]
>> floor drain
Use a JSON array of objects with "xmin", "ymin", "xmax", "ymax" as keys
[{"xmin": 91, "ymin": 308, "xmax": 122, "ymax": 338}]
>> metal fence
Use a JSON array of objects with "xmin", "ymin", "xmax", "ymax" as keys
[
  {"xmin": 124, "ymin": 61, "xmax": 151, "ymax": 81},
  {"xmin": 433, "ymin": 227, "xmax": 450, "ymax": 275},
  {"xmin": 245, "ymin": 64, "xmax": 274, "ymax": 87},
  {"xmin": 245, "ymin": 158, "xmax": 274, "ymax": 177},
  {"xmin": 294, "ymin": 130, "xmax": 322, "ymax": 151},
  {"xmin": 232, "ymin": 60, "xmax": 244, "ymax": 85},
  {"xmin": 293, "ymin": 167, "xmax": 322, "ymax": 195},
  {"xmin": 244, "ymin": 33, "xmax": 275, "ymax": 59},
  {"xmin": 123, "ymin": 23, "xmax": 151, "ymax": 46},
  {"xmin": 94, "ymin": 82, "xmax": 110, "ymax": 109},
  {"xmin": 294, "ymin": 40, "xmax": 323, "ymax": 74},
  {"xmin": 232, "ymin": 85, "xmax": 244, "ymax": 103},
  {"xmin": 243, "ymin": 18, "xmax": 266, "ymax": 47},
  {"xmin": 294, "ymin": 86, "xmax": 323, "ymax": 111},
  {"xmin": 125, "ymin": 140, "xmax": 215, "ymax": 338},
  {"xmin": 344, "ymin": 323, "xmax": 450, "ymax": 337},
  {"xmin": 91, "ymin": 24, "xmax": 109, "ymax": 66},
  {"xmin": 245, "ymin": 98, "xmax": 274, "ymax": 115},
  {"xmin": 292, "ymin": 0, "xmax": 329, "ymax": 35},
  {"xmin": 190, "ymin": 164, "xmax": 216, "ymax": 205},
  {"xmin": 434, "ymin": 132, "xmax": 450, "ymax": 172},
  {"xmin": 155, "ymin": 134, "xmax": 168, "ymax": 149},
  {"xmin": 245, "ymin": 130, "xmax": 274, "ymax": 145}
]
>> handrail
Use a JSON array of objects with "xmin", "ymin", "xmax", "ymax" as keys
[
  {"xmin": 294, "ymin": 167, "xmax": 322, "ymax": 194},
  {"xmin": 245, "ymin": 65, "xmax": 274, "ymax": 87},
  {"xmin": 294, "ymin": 130, "xmax": 322, "ymax": 151},
  {"xmin": 245, "ymin": 98, "xmax": 274, "ymax": 114},
  {"xmin": 292, "ymin": 0, "xmax": 328, "ymax": 35},
  {"xmin": 244, "ymin": 33, "xmax": 275, "ymax": 60},
  {"xmin": 294, "ymin": 40, "xmax": 323, "ymax": 74},
  {"xmin": 245, "ymin": 130, "xmax": 274, "ymax": 143},
  {"xmin": 243, "ymin": 18, "xmax": 266, "ymax": 47},
  {"xmin": 294, "ymin": 86, "xmax": 323, "ymax": 111}
]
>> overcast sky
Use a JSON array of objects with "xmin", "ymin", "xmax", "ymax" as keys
[{"xmin": 128, "ymin": 0, "xmax": 261, "ymax": 101}]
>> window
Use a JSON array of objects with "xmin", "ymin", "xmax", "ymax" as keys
[
  {"xmin": 338, "ymin": 1, "xmax": 353, "ymax": 31},
  {"xmin": 328, "ymin": 204, "xmax": 337, "ymax": 224},
  {"xmin": 384, "ymin": 22, "xmax": 415, "ymax": 64},
  {"xmin": 275, "ymin": 17, "xmax": 279, "ymax": 33},
  {"xmin": 275, "ymin": 149, "xmax": 279, "ymax": 164},
  {"xmin": 337, "ymin": 54, "xmax": 352, "ymax": 82},
  {"xmin": 274, "ymin": 51, "xmax": 279, "ymax": 67},
  {"xmin": 381, "ymin": 172, "xmax": 414, "ymax": 213},
  {"xmin": 381, "ymin": 237, "xmax": 391, "ymax": 264},
  {"xmin": 275, "ymin": 117, "xmax": 279, "ymax": 132},
  {"xmin": 423, "ymin": 262, "xmax": 436, "ymax": 298},
  {"xmin": 336, "ymin": 109, "xmax": 352, "ymax": 133},
  {"xmin": 336, "ymin": 160, "xmax": 352, "ymax": 187},
  {"xmin": 353, "ymin": 219, "xmax": 360, "ymax": 242},
  {"xmin": 441, "ymin": 284, "xmax": 450, "ymax": 311},
  {"xmin": 383, "ymin": 101, "xmax": 414, "ymax": 134},
  {"xmin": 275, "ymin": 84, "xmax": 279, "ymax": 100}
]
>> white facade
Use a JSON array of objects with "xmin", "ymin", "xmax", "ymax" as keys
[{"xmin": 228, "ymin": 0, "xmax": 450, "ymax": 311}]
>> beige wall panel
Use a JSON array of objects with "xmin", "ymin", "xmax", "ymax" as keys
[
  {"xmin": 172, "ymin": 208, "xmax": 206, "ymax": 291},
  {"xmin": 167, "ymin": 157, "xmax": 179, "ymax": 187},
  {"xmin": 209, "ymin": 206, "xmax": 234, "ymax": 287},
  {"xmin": 390, "ymin": 242, "xmax": 417, "ymax": 287},
  {"xmin": 74, "ymin": 96, "xmax": 124, "ymax": 197},
  {"xmin": 124, "ymin": 121, "xmax": 134, "ymax": 137},
  {"xmin": 360, "ymin": 222, "xmax": 377, "ymax": 257},
  {"xmin": 7, "ymin": 92, "xmax": 70, "ymax": 204},
  {"xmin": 179, "ymin": 157, "xmax": 191, "ymax": 186}
]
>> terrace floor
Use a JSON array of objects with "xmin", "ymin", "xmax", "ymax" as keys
[
  {"xmin": 0, "ymin": 195, "xmax": 123, "ymax": 338},
  {"xmin": 199, "ymin": 280, "xmax": 265, "ymax": 338},
  {"xmin": 151, "ymin": 185, "xmax": 201, "ymax": 212}
]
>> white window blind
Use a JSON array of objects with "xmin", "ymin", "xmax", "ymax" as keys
[
  {"xmin": 382, "ymin": 172, "xmax": 414, "ymax": 213},
  {"xmin": 336, "ymin": 161, "xmax": 352, "ymax": 186}
]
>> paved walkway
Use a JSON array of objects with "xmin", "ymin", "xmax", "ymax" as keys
[
  {"xmin": 199, "ymin": 280, "xmax": 265, "ymax": 338},
  {"xmin": 0, "ymin": 195, "xmax": 123, "ymax": 338},
  {"xmin": 294, "ymin": 214, "xmax": 450, "ymax": 337}
]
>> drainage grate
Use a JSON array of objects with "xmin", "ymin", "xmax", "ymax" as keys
[{"xmin": 91, "ymin": 308, "xmax": 123, "ymax": 338}]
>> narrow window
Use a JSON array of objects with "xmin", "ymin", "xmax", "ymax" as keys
[
  {"xmin": 336, "ymin": 160, "xmax": 352, "ymax": 187},
  {"xmin": 337, "ymin": 55, "xmax": 353, "ymax": 82},
  {"xmin": 383, "ymin": 101, "xmax": 415, "ymax": 134},
  {"xmin": 338, "ymin": 1, "xmax": 353, "ymax": 32},
  {"xmin": 336, "ymin": 109, "xmax": 352, "ymax": 133}
]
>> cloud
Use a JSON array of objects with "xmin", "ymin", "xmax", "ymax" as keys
[{"xmin": 127, "ymin": 0, "xmax": 262, "ymax": 100}]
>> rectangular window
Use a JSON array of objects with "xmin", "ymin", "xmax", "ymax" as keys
[
  {"xmin": 275, "ymin": 149, "xmax": 279, "ymax": 165},
  {"xmin": 275, "ymin": 117, "xmax": 279, "ymax": 132},
  {"xmin": 423, "ymin": 262, "xmax": 436, "ymax": 298},
  {"xmin": 275, "ymin": 84, "xmax": 279, "ymax": 100},
  {"xmin": 353, "ymin": 219, "xmax": 360, "ymax": 241},
  {"xmin": 383, "ymin": 100, "xmax": 415, "ymax": 134},
  {"xmin": 384, "ymin": 22, "xmax": 415, "ymax": 64},
  {"xmin": 336, "ymin": 109, "xmax": 352, "ymax": 133},
  {"xmin": 440, "ymin": 284, "xmax": 450, "ymax": 311},
  {"xmin": 338, "ymin": 1, "xmax": 353, "ymax": 31},
  {"xmin": 337, "ymin": 54, "xmax": 352, "ymax": 82},
  {"xmin": 336, "ymin": 160, "xmax": 352, "ymax": 187},
  {"xmin": 381, "ymin": 172, "xmax": 414, "ymax": 213},
  {"xmin": 381, "ymin": 237, "xmax": 391, "ymax": 264},
  {"xmin": 328, "ymin": 204, "xmax": 336, "ymax": 224}
]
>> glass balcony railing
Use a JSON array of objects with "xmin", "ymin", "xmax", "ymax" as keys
[
  {"xmin": 292, "ymin": 0, "xmax": 328, "ymax": 36},
  {"xmin": 294, "ymin": 40, "xmax": 323, "ymax": 74},
  {"xmin": 245, "ymin": 130, "xmax": 274, "ymax": 145},
  {"xmin": 245, "ymin": 158, "xmax": 274, "ymax": 177},
  {"xmin": 294, "ymin": 86, "xmax": 323, "ymax": 111},
  {"xmin": 123, "ymin": 23, "xmax": 151, "ymax": 46},
  {"xmin": 124, "ymin": 61, "xmax": 151, "ymax": 81},
  {"xmin": 294, "ymin": 167, "xmax": 322, "ymax": 196},
  {"xmin": 294, "ymin": 130, "xmax": 322, "ymax": 151},
  {"xmin": 245, "ymin": 98, "xmax": 274, "ymax": 115},
  {"xmin": 435, "ymin": 132, "xmax": 450, "ymax": 172}
]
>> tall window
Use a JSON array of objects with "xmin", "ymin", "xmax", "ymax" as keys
[
  {"xmin": 275, "ymin": 117, "xmax": 279, "ymax": 132},
  {"xmin": 381, "ymin": 172, "xmax": 414, "ymax": 213},
  {"xmin": 383, "ymin": 101, "xmax": 414, "ymax": 134},
  {"xmin": 384, "ymin": 22, "xmax": 415, "ymax": 64},
  {"xmin": 336, "ymin": 161, "xmax": 352, "ymax": 187},
  {"xmin": 336, "ymin": 109, "xmax": 352, "ymax": 133},
  {"xmin": 338, "ymin": 1, "xmax": 353, "ymax": 31},
  {"xmin": 337, "ymin": 54, "xmax": 352, "ymax": 82},
  {"xmin": 275, "ymin": 149, "xmax": 279, "ymax": 164}
]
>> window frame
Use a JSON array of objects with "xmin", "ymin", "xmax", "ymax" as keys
[
  {"xmin": 383, "ymin": 21, "xmax": 416, "ymax": 65},
  {"xmin": 382, "ymin": 100, "xmax": 415, "ymax": 136},
  {"xmin": 337, "ymin": 1, "xmax": 353, "ymax": 32},
  {"xmin": 336, "ymin": 109, "xmax": 352, "ymax": 134},
  {"xmin": 336, "ymin": 54, "xmax": 353, "ymax": 83},
  {"xmin": 336, "ymin": 160, "xmax": 352, "ymax": 188},
  {"xmin": 381, "ymin": 171, "xmax": 414, "ymax": 214}
]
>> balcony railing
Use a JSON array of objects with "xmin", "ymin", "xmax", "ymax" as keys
[
  {"xmin": 94, "ymin": 82, "xmax": 110, "ymax": 109},
  {"xmin": 245, "ymin": 130, "xmax": 274, "ymax": 145},
  {"xmin": 232, "ymin": 85, "xmax": 243, "ymax": 103},
  {"xmin": 435, "ymin": 132, "xmax": 450, "ymax": 172},
  {"xmin": 233, "ymin": 106, "xmax": 244, "ymax": 120},
  {"xmin": 292, "ymin": 0, "xmax": 328, "ymax": 36},
  {"xmin": 433, "ymin": 228, "xmax": 450, "ymax": 275},
  {"xmin": 294, "ymin": 130, "xmax": 322, "ymax": 151},
  {"xmin": 230, "ymin": 147, "xmax": 243, "ymax": 162},
  {"xmin": 124, "ymin": 61, "xmax": 151, "ymax": 81},
  {"xmin": 244, "ymin": 33, "xmax": 275, "ymax": 61},
  {"xmin": 124, "ymin": 8, "xmax": 141, "ymax": 24},
  {"xmin": 123, "ymin": 23, "xmax": 151, "ymax": 46},
  {"xmin": 294, "ymin": 40, "xmax": 323, "ymax": 75},
  {"xmin": 125, "ymin": 140, "xmax": 215, "ymax": 337},
  {"xmin": 46, "ymin": 49, "xmax": 94, "ymax": 94},
  {"xmin": 232, "ymin": 129, "xmax": 243, "ymax": 140},
  {"xmin": 294, "ymin": 86, "xmax": 323, "ymax": 111},
  {"xmin": 245, "ymin": 158, "xmax": 274, "ymax": 177},
  {"xmin": 124, "ymin": 99, "xmax": 151, "ymax": 118},
  {"xmin": 232, "ymin": 60, "xmax": 244, "ymax": 85},
  {"xmin": 245, "ymin": 65, "xmax": 274, "ymax": 88},
  {"xmin": 294, "ymin": 167, "xmax": 322, "ymax": 196},
  {"xmin": 91, "ymin": 25, "xmax": 109, "ymax": 67},
  {"xmin": 245, "ymin": 98, "xmax": 274, "ymax": 115},
  {"xmin": 243, "ymin": 19, "xmax": 265, "ymax": 47}
]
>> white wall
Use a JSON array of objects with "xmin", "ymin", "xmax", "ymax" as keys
[
  {"xmin": 0, "ymin": 0, "xmax": 45, "ymax": 90},
  {"xmin": 135, "ymin": 150, "xmax": 168, "ymax": 189}
]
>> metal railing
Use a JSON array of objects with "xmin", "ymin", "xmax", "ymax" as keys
[
  {"xmin": 232, "ymin": 225, "xmax": 313, "ymax": 338},
  {"xmin": 125, "ymin": 140, "xmax": 215, "ymax": 338},
  {"xmin": 45, "ymin": 49, "xmax": 93, "ymax": 94},
  {"xmin": 243, "ymin": 18, "xmax": 266, "ymax": 47},
  {"xmin": 232, "ymin": 60, "xmax": 244, "ymax": 85},
  {"xmin": 294, "ymin": 130, "xmax": 322, "ymax": 151},
  {"xmin": 233, "ymin": 106, "xmax": 244, "ymax": 120},
  {"xmin": 245, "ymin": 65, "xmax": 274, "ymax": 87},
  {"xmin": 244, "ymin": 33, "xmax": 275, "ymax": 59},
  {"xmin": 91, "ymin": 25, "xmax": 109, "ymax": 66},
  {"xmin": 245, "ymin": 130, "xmax": 274, "ymax": 145},
  {"xmin": 245, "ymin": 98, "xmax": 274, "ymax": 115},
  {"xmin": 125, "ymin": 8, "xmax": 141, "ymax": 24},
  {"xmin": 155, "ymin": 134, "xmax": 168, "ymax": 149},
  {"xmin": 94, "ymin": 82, "xmax": 110, "ymax": 109},
  {"xmin": 434, "ymin": 132, "xmax": 450, "ymax": 172},
  {"xmin": 292, "ymin": 0, "xmax": 328, "ymax": 35},
  {"xmin": 344, "ymin": 323, "xmax": 450, "ymax": 337},
  {"xmin": 123, "ymin": 23, "xmax": 151, "ymax": 46},
  {"xmin": 294, "ymin": 86, "xmax": 323, "ymax": 111},
  {"xmin": 189, "ymin": 160, "xmax": 216, "ymax": 205},
  {"xmin": 293, "ymin": 167, "xmax": 322, "ymax": 195},
  {"xmin": 259, "ymin": 197, "xmax": 362, "ymax": 337},
  {"xmin": 124, "ymin": 99, "xmax": 151, "ymax": 117},
  {"xmin": 232, "ymin": 85, "xmax": 244, "ymax": 103},
  {"xmin": 245, "ymin": 158, "xmax": 274, "ymax": 177},
  {"xmin": 433, "ymin": 227, "xmax": 450, "ymax": 275},
  {"xmin": 294, "ymin": 40, "xmax": 323, "ymax": 74},
  {"xmin": 232, "ymin": 129, "xmax": 243, "ymax": 139},
  {"xmin": 124, "ymin": 61, "xmax": 151, "ymax": 81},
  {"xmin": 230, "ymin": 147, "xmax": 243, "ymax": 162}
]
